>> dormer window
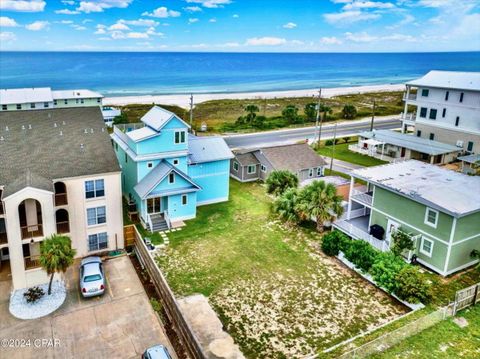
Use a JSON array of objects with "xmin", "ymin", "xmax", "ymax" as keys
[
  {"xmin": 174, "ymin": 131, "xmax": 186, "ymax": 144},
  {"xmin": 169, "ymin": 172, "xmax": 175, "ymax": 184}
]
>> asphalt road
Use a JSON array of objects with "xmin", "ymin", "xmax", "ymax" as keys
[{"xmin": 223, "ymin": 117, "xmax": 402, "ymax": 149}]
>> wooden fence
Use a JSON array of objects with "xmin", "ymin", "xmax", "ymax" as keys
[
  {"xmin": 453, "ymin": 282, "xmax": 480, "ymax": 315},
  {"xmin": 124, "ymin": 225, "xmax": 136, "ymax": 248},
  {"xmin": 130, "ymin": 225, "xmax": 206, "ymax": 359}
]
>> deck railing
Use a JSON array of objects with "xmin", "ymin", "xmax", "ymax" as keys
[
  {"xmin": 54, "ymin": 193, "xmax": 68, "ymax": 206},
  {"xmin": 0, "ymin": 203, "xmax": 4, "ymax": 215},
  {"xmin": 56, "ymin": 221, "xmax": 70, "ymax": 234},
  {"xmin": 21, "ymin": 224, "xmax": 43, "ymax": 240},
  {"xmin": 334, "ymin": 220, "xmax": 389, "ymax": 252},
  {"xmin": 24, "ymin": 255, "xmax": 41, "ymax": 270},
  {"xmin": 403, "ymin": 93, "xmax": 417, "ymax": 101},
  {"xmin": 0, "ymin": 232, "xmax": 7, "ymax": 244}
]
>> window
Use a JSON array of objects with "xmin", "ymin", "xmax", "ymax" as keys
[
  {"xmin": 181, "ymin": 194, "xmax": 188, "ymax": 205},
  {"xmin": 317, "ymin": 167, "xmax": 322, "ymax": 176},
  {"xmin": 261, "ymin": 164, "xmax": 267, "ymax": 172},
  {"xmin": 429, "ymin": 133, "xmax": 435, "ymax": 140},
  {"xmin": 442, "ymin": 108, "xmax": 446, "ymax": 118},
  {"xmin": 467, "ymin": 141, "xmax": 474, "ymax": 152},
  {"xmin": 308, "ymin": 168, "xmax": 314, "ymax": 177},
  {"xmin": 173, "ymin": 159, "xmax": 179, "ymax": 166},
  {"xmin": 97, "ymin": 98, "xmax": 101, "ymax": 103},
  {"xmin": 174, "ymin": 131, "xmax": 186, "ymax": 144},
  {"xmin": 420, "ymin": 237, "xmax": 434, "ymax": 257},
  {"xmin": 125, "ymin": 153, "xmax": 128, "ymax": 163},
  {"xmin": 76, "ymin": 99, "xmax": 79, "ymax": 104},
  {"xmin": 424, "ymin": 207, "xmax": 438, "ymax": 228},
  {"xmin": 16, "ymin": 104, "xmax": 21, "ymax": 110},
  {"xmin": 147, "ymin": 162, "xmax": 153, "ymax": 168},
  {"xmin": 1, "ymin": 105, "xmax": 6, "ymax": 111},
  {"xmin": 80, "ymin": 99, "xmax": 84, "ymax": 104},
  {"xmin": 247, "ymin": 165, "xmax": 256, "ymax": 174},
  {"xmin": 54, "ymin": 100, "xmax": 57, "ymax": 106},
  {"xmin": 115, "ymin": 142, "xmax": 118, "ymax": 151},
  {"xmin": 85, "ymin": 179, "xmax": 105, "ymax": 199},
  {"xmin": 455, "ymin": 117, "xmax": 460, "ymax": 127},
  {"xmin": 169, "ymin": 172, "xmax": 175, "ymax": 184},
  {"xmin": 416, "ymin": 130, "xmax": 422, "ymax": 137},
  {"xmin": 64, "ymin": 99, "xmax": 68, "ymax": 105},
  {"xmin": 44, "ymin": 102, "xmax": 49, "ymax": 108},
  {"xmin": 88, "ymin": 232, "xmax": 108, "ymax": 252},
  {"xmin": 30, "ymin": 103, "xmax": 36, "ymax": 109},
  {"xmin": 233, "ymin": 161, "xmax": 239, "ymax": 172},
  {"xmin": 445, "ymin": 91, "xmax": 449, "ymax": 101},
  {"xmin": 419, "ymin": 107, "xmax": 427, "ymax": 118},
  {"xmin": 87, "ymin": 206, "xmax": 106, "ymax": 226},
  {"xmin": 459, "ymin": 92, "xmax": 464, "ymax": 103},
  {"xmin": 421, "ymin": 89, "xmax": 429, "ymax": 97},
  {"xmin": 429, "ymin": 109, "xmax": 437, "ymax": 120}
]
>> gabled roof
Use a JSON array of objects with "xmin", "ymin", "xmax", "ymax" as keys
[
  {"xmin": 188, "ymin": 135, "xmax": 234, "ymax": 164},
  {"xmin": 127, "ymin": 125, "xmax": 158, "ymax": 142},
  {"xmin": 0, "ymin": 87, "xmax": 53, "ymax": 105},
  {"xmin": 134, "ymin": 160, "xmax": 200, "ymax": 199},
  {"xmin": 406, "ymin": 70, "xmax": 480, "ymax": 92},
  {"xmin": 52, "ymin": 89, "xmax": 103, "ymax": 99},
  {"xmin": 254, "ymin": 143, "xmax": 326, "ymax": 172},
  {"xmin": 351, "ymin": 160, "xmax": 480, "ymax": 217},
  {"xmin": 234, "ymin": 152, "xmax": 260, "ymax": 166},
  {"xmin": 141, "ymin": 106, "xmax": 190, "ymax": 132}
]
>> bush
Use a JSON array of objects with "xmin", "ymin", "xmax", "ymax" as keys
[
  {"xmin": 341, "ymin": 104, "xmax": 357, "ymax": 119},
  {"xmin": 370, "ymin": 252, "xmax": 407, "ymax": 293},
  {"xmin": 391, "ymin": 229, "xmax": 415, "ymax": 257},
  {"xmin": 395, "ymin": 266, "xmax": 431, "ymax": 304},
  {"xmin": 266, "ymin": 170, "xmax": 299, "ymax": 196},
  {"xmin": 273, "ymin": 188, "xmax": 300, "ymax": 224},
  {"xmin": 321, "ymin": 230, "xmax": 349, "ymax": 256},
  {"xmin": 325, "ymin": 139, "xmax": 334, "ymax": 146},
  {"xmin": 23, "ymin": 286, "xmax": 45, "ymax": 303},
  {"xmin": 344, "ymin": 240, "xmax": 379, "ymax": 272}
]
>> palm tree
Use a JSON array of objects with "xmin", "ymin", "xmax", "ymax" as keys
[
  {"xmin": 273, "ymin": 188, "xmax": 300, "ymax": 224},
  {"xmin": 244, "ymin": 104, "xmax": 260, "ymax": 123},
  {"xmin": 341, "ymin": 104, "xmax": 357, "ymax": 119},
  {"xmin": 295, "ymin": 180, "xmax": 343, "ymax": 232},
  {"xmin": 266, "ymin": 170, "xmax": 299, "ymax": 196},
  {"xmin": 39, "ymin": 234, "xmax": 76, "ymax": 295},
  {"xmin": 319, "ymin": 104, "xmax": 332, "ymax": 121}
]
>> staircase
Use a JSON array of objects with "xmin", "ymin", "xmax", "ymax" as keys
[{"xmin": 148, "ymin": 213, "xmax": 169, "ymax": 232}]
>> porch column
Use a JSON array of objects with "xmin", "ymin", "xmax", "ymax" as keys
[
  {"xmin": 347, "ymin": 176, "xmax": 354, "ymax": 220},
  {"xmin": 402, "ymin": 85, "xmax": 410, "ymax": 133}
]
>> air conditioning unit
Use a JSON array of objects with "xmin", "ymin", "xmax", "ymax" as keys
[{"xmin": 456, "ymin": 140, "xmax": 464, "ymax": 147}]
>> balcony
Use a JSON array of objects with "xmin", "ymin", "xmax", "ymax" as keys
[
  {"xmin": 401, "ymin": 112, "xmax": 416, "ymax": 125},
  {"xmin": 0, "ymin": 232, "xmax": 7, "ymax": 245},
  {"xmin": 21, "ymin": 224, "xmax": 43, "ymax": 240},
  {"xmin": 333, "ymin": 215, "xmax": 390, "ymax": 252},
  {"xmin": 403, "ymin": 93, "xmax": 417, "ymax": 101},
  {"xmin": 24, "ymin": 255, "xmax": 41, "ymax": 270},
  {"xmin": 0, "ymin": 203, "xmax": 4, "ymax": 216},
  {"xmin": 54, "ymin": 193, "xmax": 68, "ymax": 206},
  {"xmin": 351, "ymin": 188, "xmax": 373, "ymax": 207}
]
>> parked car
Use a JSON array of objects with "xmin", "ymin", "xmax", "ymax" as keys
[
  {"xmin": 79, "ymin": 256, "xmax": 105, "ymax": 298},
  {"xmin": 142, "ymin": 345, "xmax": 172, "ymax": 359}
]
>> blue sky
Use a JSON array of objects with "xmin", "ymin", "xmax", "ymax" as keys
[{"xmin": 0, "ymin": 0, "xmax": 479, "ymax": 52}]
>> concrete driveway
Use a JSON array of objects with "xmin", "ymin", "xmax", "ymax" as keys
[{"xmin": 0, "ymin": 255, "xmax": 175, "ymax": 359}]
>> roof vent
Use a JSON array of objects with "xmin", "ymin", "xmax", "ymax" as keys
[
  {"xmin": 84, "ymin": 129, "xmax": 88, "ymax": 134},
  {"xmin": 5, "ymin": 126, "xmax": 8, "ymax": 131},
  {"xmin": 28, "ymin": 124, "xmax": 32, "ymax": 129},
  {"xmin": 22, "ymin": 125, "xmax": 25, "ymax": 130},
  {"xmin": 80, "ymin": 143, "xmax": 84, "ymax": 149},
  {"xmin": 62, "ymin": 121, "xmax": 66, "ymax": 125},
  {"xmin": 101, "ymin": 127, "xmax": 105, "ymax": 132},
  {"xmin": 90, "ymin": 128, "xmax": 94, "ymax": 133},
  {"xmin": 59, "ymin": 131, "xmax": 63, "ymax": 136},
  {"xmin": 54, "ymin": 123, "xmax": 57, "ymax": 128},
  {"xmin": 0, "ymin": 136, "xmax": 4, "ymax": 141},
  {"xmin": 48, "ymin": 113, "xmax": 51, "ymax": 119}
]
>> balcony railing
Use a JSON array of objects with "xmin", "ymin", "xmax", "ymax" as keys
[
  {"xmin": 24, "ymin": 255, "xmax": 41, "ymax": 270},
  {"xmin": 351, "ymin": 189, "xmax": 374, "ymax": 207},
  {"xmin": 0, "ymin": 203, "xmax": 4, "ymax": 215},
  {"xmin": 403, "ymin": 93, "xmax": 417, "ymax": 101},
  {"xmin": 56, "ymin": 221, "xmax": 70, "ymax": 234},
  {"xmin": 333, "ymin": 220, "xmax": 390, "ymax": 252},
  {"xmin": 0, "ymin": 232, "xmax": 7, "ymax": 245},
  {"xmin": 401, "ymin": 112, "xmax": 416, "ymax": 123},
  {"xmin": 55, "ymin": 193, "xmax": 68, "ymax": 206},
  {"xmin": 21, "ymin": 224, "xmax": 43, "ymax": 239}
]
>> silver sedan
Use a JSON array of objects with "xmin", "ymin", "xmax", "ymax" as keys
[{"xmin": 79, "ymin": 256, "xmax": 105, "ymax": 298}]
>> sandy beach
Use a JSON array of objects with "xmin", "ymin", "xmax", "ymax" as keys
[{"xmin": 103, "ymin": 83, "xmax": 405, "ymax": 108}]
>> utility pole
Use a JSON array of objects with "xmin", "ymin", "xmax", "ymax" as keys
[
  {"xmin": 189, "ymin": 94, "xmax": 194, "ymax": 133},
  {"xmin": 330, "ymin": 123, "xmax": 337, "ymax": 172},
  {"xmin": 370, "ymin": 100, "xmax": 376, "ymax": 131},
  {"xmin": 314, "ymin": 88, "xmax": 322, "ymax": 149}
]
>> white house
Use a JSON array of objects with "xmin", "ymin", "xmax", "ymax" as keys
[
  {"xmin": 0, "ymin": 107, "xmax": 124, "ymax": 290},
  {"xmin": 401, "ymin": 70, "xmax": 480, "ymax": 154}
]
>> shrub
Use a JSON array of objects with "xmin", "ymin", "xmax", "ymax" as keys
[
  {"xmin": 370, "ymin": 252, "xmax": 407, "ymax": 293},
  {"xmin": 273, "ymin": 188, "xmax": 300, "ymax": 224},
  {"xmin": 341, "ymin": 104, "xmax": 357, "ymax": 119},
  {"xmin": 266, "ymin": 170, "xmax": 298, "ymax": 196},
  {"xmin": 394, "ymin": 266, "xmax": 431, "ymax": 304},
  {"xmin": 391, "ymin": 229, "xmax": 415, "ymax": 257},
  {"xmin": 344, "ymin": 240, "xmax": 379, "ymax": 272},
  {"xmin": 304, "ymin": 103, "xmax": 317, "ymax": 121},
  {"xmin": 24, "ymin": 286, "xmax": 45, "ymax": 303},
  {"xmin": 321, "ymin": 230, "xmax": 349, "ymax": 256},
  {"xmin": 325, "ymin": 139, "xmax": 334, "ymax": 146},
  {"xmin": 282, "ymin": 105, "xmax": 299, "ymax": 124}
]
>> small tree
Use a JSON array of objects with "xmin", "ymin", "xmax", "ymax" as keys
[
  {"xmin": 266, "ymin": 170, "xmax": 299, "ymax": 196},
  {"xmin": 343, "ymin": 136, "xmax": 351, "ymax": 143},
  {"xmin": 391, "ymin": 229, "xmax": 415, "ymax": 257},
  {"xmin": 273, "ymin": 188, "xmax": 300, "ymax": 224},
  {"xmin": 252, "ymin": 115, "xmax": 266, "ymax": 129},
  {"xmin": 39, "ymin": 235, "xmax": 76, "ymax": 295},
  {"xmin": 319, "ymin": 104, "xmax": 332, "ymax": 122},
  {"xmin": 244, "ymin": 104, "xmax": 259, "ymax": 123},
  {"xmin": 395, "ymin": 266, "xmax": 432, "ymax": 304},
  {"xmin": 282, "ymin": 105, "xmax": 299, "ymax": 124},
  {"xmin": 113, "ymin": 113, "xmax": 129, "ymax": 125},
  {"xmin": 304, "ymin": 103, "xmax": 317, "ymax": 122},
  {"xmin": 295, "ymin": 180, "xmax": 344, "ymax": 232},
  {"xmin": 341, "ymin": 104, "xmax": 357, "ymax": 119}
]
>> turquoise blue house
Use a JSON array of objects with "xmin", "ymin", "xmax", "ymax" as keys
[{"xmin": 111, "ymin": 106, "xmax": 233, "ymax": 231}]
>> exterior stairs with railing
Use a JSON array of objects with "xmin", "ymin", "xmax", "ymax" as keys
[{"xmin": 148, "ymin": 213, "xmax": 169, "ymax": 232}]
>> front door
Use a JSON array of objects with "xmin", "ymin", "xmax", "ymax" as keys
[
  {"xmin": 147, "ymin": 197, "xmax": 162, "ymax": 214},
  {"xmin": 385, "ymin": 219, "xmax": 400, "ymax": 248}
]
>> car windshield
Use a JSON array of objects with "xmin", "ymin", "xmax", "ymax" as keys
[{"xmin": 83, "ymin": 274, "xmax": 102, "ymax": 282}]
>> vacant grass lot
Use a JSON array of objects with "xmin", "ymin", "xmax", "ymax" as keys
[
  {"xmin": 157, "ymin": 180, "xmax": 408, "ymax": 358},
  {"xmin": 317, "ymin": 142, "xmax": 389, "ymax": 167}
]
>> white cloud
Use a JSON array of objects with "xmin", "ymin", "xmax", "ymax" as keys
[
  {"xmin": 0, "ymin": 16, "xmax": 19, "ymax": 27},
  {"xmin": 120, "ymin": 19, "xmax": 159, "ymax": 27},
  {"xmin": 188, "ymin": 18, "xmax": 199, "ymax": 24},
  {"xmin": 0, "ymin": 31, "xmax": 16, "ymax": 42},
  {"xmin": 283, "ymin": 22, "xmax": 297, "ymax": 29},
  {"xmin": 58, "ymin": 20, "xmax": 74, "ymax": 24},
  {"xmin": 184, "ymin": 6, "xmax": 202, "ymax": 12},
  {"xmin": 72, "ymin": 24, "xmax": 87, "ymax": 31},
  {"xmin": 324, "ymin": 10, "xmax": 380, "ymax": 25},
  {"xmin": 344, "ymin": 31, "xmax": 417, "ymax": 43},
  {"xmin": 344, "ymin": 31, "xmax": 377, "ymax": 42},
  {"xmin": 209, "ymin": 18, "xmax": 217, "ymax": 23},
  {"xmin": 95, "ymin": 28, "xmax": 107, "ymax": 34},
  {"xmin": 76, "ymin": 0, "xmax": 133, "ymax": 14},
  {"xmin": 82, "ymin": 19, "xmax": 93, "ymax": 24},
  {"xmin": 142, "ymin": 7, "xmax": 181, "ymax": 18},
  {"xmin": 146, "ymin": 27, "xmax": 163, "ymax": 36},
  {"xmin": 0, "ymin": 0, "xmax": 45, "ymax": 12},
  {"xmin": 185, "ymin": 0, "xmax": 231, "ymax": 9},
  {"xmin": 232, "ymin": 14, "xmax": 239, "ymax": 18},
  {"xmin": 109, "ymin": 22, "xmax": 130, "ymax": 31},
  {"xmin": 126, "ymin": 32, "xmax": 149, "ymax": 39},
  {"xmin": 220, "ymin": 42, "xmax": 240, "ymax": 47},
  {"xmin": 62, "ymin": 0, "xmax": 75, "ymax": 5},
  {"xmin": 245, "ymin": 37, "xmax": 287, "ymax": 46},
  {"xmin": 320, "ymin": 36, "xmax": 342, "ymax": 45},
  {"xmin": 343, "ymin": 1, "xmax": 395, "ymax": 10},
  {"xmin": 25, "ymin": 20, "xmax": 49, "ymax": 31},
  {"xmin": 55, "ymin": 9, "xmax": 80, "ymax": 15}
]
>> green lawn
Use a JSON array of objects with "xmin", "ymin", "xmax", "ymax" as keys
[
  {"xmin": 317, "ymin": 142, "xmax": 388, "ymax": 167},
  {"xmin": 157, "ymin": 180, "xmax": 407, "ymax": 358}
]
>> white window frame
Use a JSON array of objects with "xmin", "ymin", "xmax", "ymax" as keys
[
  {"xmin": 260, "ymin": 164, "xmax": 267, "ymax": 173},
  {"xmin": 85, "ymin": 179, "xmax": 105, "ymax": 199},
  {"xmin": 174, "ymin": 130, "xmax": 186, "ymax": 144},
  {"xmin": 420, "ymin": 236, "xmax": 434, "ymax": 257},
  {"xmin": 247, "ymin": 165, "xmax": 256, "ymax": 174},
  {"xmin": 87, "ymin": 206, "xmax": 106, "ymax": 227},
  {"xmin": 168, "ymin": 172, "xmax": 175, "ymax": 184},
  {"xmin": 424, "ymin": 207, "xmax": 438, "ymax": 228},
  {"xmin": 233, "ymin": 161, "xmax": 239, "ymax": 172},
  {"xmin": 181, "ymin": 194, "xmax": 188, "ymax": 206},
  {"xmin": 308, "ymin": 168, "xmax": 314, "ymax": 177},
  {"xmin": 88, "ymin": 232, "xmax": 108, "ymax": 252},
  {"xmin": 317, "ymin": 167, "xmax": 322, "ymax": 176}
]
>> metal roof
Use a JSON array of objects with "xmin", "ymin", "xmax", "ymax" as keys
[
  {"xmin": 141, "ymin": 106, "xmax": 190, "ymax": 131},
  {"xmin": 351, "ymin": 160, "xmax": 480, "ymax": 217},
  {"xmin": 0, "ymin": 87, "xmax": 53, "ymax": 105},
  {"xmin": 127, "ymin": 126, "xmax": 158, "ymax": 142},
  {"xmin": 406, "ymin": 70, "xmax": 480, "ymax": 91},
  {"xmin": 0, "ymin": 107, "xmax": 120, "ymax": 198},
  {"xmin": 188, "ymin": 135, "xmax": 234, "ymax": 164},
  {"xmin": 359, "ymin": 130, "xmax": 460, "ymax": 156},
  {"xmin": 458, "ymin": 153, "xmax": 480, "ymax": 165},
  {"xmin": 52, "ymin": 89, "xmax": 103, "ymax": 99}
]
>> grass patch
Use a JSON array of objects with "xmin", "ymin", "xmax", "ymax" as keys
[{"xmin": 317, "ymin": 142, "xmax": 388, "ymax": 167}]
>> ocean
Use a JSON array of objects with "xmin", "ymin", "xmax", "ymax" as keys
[{"xmin": 1, "ymin": 51, "xmax": 479, "ymax": 96}]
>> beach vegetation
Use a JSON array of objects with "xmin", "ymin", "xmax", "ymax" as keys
[
  {"xmin": 265, "ymin": 170, "xmax": 298, "ymax": 196},
  {"xmin": 341, "ymin": 104, "xmax": 358, "ymax": 119},
  {"xmin": 272, "ymin": 187, "xmax": 300, "ymax": 224},
  {"xmin": 304, "ymin": 102, "xmax": 317, "ymax": 121},
  {"xmin": 281, "ymin": 104, "xmax": 300, "ymax": 124}
]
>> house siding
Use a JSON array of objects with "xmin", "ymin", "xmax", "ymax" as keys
[
  {"xmin": 189, "ymin": 159, "xmax": 230, "ymax": 204},
  {"xmin": 453, "ymin": 212, "xmax": 480, "ymax": 241}
]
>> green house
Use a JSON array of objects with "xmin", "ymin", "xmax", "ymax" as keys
[{"xmin": 334, "ymin": 160, "xmax": 480, "ymax": 276}]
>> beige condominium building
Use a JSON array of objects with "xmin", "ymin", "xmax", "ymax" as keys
[{"xmin": 0, "ymin": 107, "xmax": 124, "ymax": 290}]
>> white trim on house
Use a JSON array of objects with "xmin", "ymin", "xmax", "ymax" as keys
[
  {"xmin": 233, "ymin": 161, "xmax": 239, "ymax": 172},
  {"xmin": 453, "ymin": 232, "xmax": 480, "ymax": 244},
  {"xmin": 424, "ymin": 207, "xmax": 439, "ymax": 228},
  {"xmin": 420, "ymin": 236, "xmax": 434, "ymax": 257},
  {"xmin": 443, "ymin": 217, "xmax": 457, "ymax": 273},
  {"xmin": 445, "ymin": 258, "xmax": 480, "ymax": 276},
  {"xmin": 416, "ymin": 257, "xmax": 446, "ymax": 276},
  {"xmin": 261, "ymin": 164, "xmax": 267, "ymax": 173},
  {"xmin": 247, "ymin": 164, "xmax": 257, "ymax": 174}
]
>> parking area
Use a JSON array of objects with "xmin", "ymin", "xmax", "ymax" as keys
[{"xmin": 0, "ymin": 255, "xmax": 175, "ymax": 359}]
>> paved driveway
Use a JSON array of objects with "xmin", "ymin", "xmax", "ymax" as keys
[{"xmin": 0, "ymin": 255, "xmax": 175, "ymax": 359}]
